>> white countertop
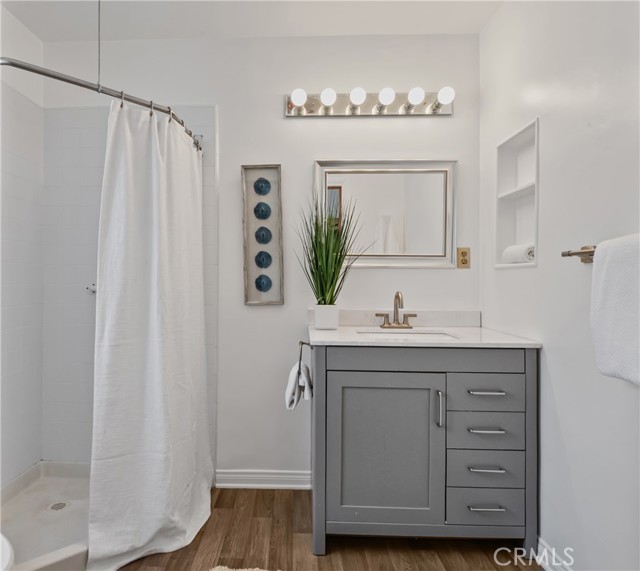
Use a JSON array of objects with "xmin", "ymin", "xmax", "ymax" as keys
[{"xmin": 309, "ymin": 326, "xmax": 541, "ymax": 349}]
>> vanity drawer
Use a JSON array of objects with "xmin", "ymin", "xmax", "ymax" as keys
[
  {"xmin": 446, "ymin": 487, "xmax": 525, "ymax": 526},
  {"xmin": 447, "ymin": 412, "xmax": 525, "ymax": 450},
  {"xmin": 447, "ymin": 374, "xmax": 525, "ymax": 412},
  {"xmin": 447, "ymin": 450, "xmax": 525, "ymax": 488},
  {"xmin": 325, "ymin": 347, "xmax": 525, "ymax": 373}
]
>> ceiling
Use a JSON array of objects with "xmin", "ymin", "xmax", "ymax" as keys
[{"xmin": 3, "ymin": 1, "xmax": 501, "ymax": 42}]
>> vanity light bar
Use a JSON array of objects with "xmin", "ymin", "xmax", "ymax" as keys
[{"xmin": 284, "ymin": 87, "xmax": 454, "ymax": 118}]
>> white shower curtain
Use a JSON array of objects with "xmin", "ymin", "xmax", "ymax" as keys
[{"xmin": 88, "ymin": 102, "xmax": 213, "ymax": 570}]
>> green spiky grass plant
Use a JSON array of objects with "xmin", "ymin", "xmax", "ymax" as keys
[{"xmin": 297, "ymin": 195, "xmax": 365, "ymax": 306}]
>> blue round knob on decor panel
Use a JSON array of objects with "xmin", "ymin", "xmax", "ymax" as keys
[
  {"xmin": 255, "ymin": 251, "xmax": 272, "ymax": 268},
  {"xmin": 255, "ymin": 274, "xmax": 272, "ymax": 292},
  {"xmin": 255, "ymin": 227, "xmax": 272, "ymax": 244},
  {"xmin": 253, "ymin": 177, "xmax": 271, "ymax": 196},
  {"xmin": 254, "ymin": 202, "xmax": 272, "ymax": 220}
]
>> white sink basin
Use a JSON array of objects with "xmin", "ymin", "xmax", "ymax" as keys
[{"xmin": 356, "ymin": 327, "xmax": 458, "ymax": 340}]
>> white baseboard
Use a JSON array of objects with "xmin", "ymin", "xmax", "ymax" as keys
[
  {"xmin": 215, "ymin": 469, "xmax": 311, "ymax": 489},
  {"xmin": 537, "ymin": 537, "xmax": 574, "ymax": 571}
]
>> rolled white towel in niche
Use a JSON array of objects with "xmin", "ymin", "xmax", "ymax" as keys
[{"xmin": 502, "ymin": 244, "xmax": 535, "ymax": 264}]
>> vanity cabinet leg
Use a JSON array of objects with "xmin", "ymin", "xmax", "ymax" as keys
[
  {"xmin": 312, "ymin": 531, "xmax": 326, "ymax": 556},
  {"xmin": 523, "ymin": 532, "xmax": 538, "ymax": 555}
]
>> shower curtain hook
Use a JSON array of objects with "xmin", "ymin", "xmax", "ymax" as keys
[
  {"xmin": 150, "ymin": 101, "xmax": 154, "ymax": 116},
  {"xmin": 168, "ymin": 106, "xmax": 172, "ymax": 123},
  {"xmin": 120, "ymin": 91, "xmax": 124, "ymax": 108}
]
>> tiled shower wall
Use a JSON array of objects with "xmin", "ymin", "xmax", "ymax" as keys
[
  {"xmin": 41, "ymin": 105, "xmax": 218, "ymax": 464},
  {"xmin": 41, "ymin": 107, "xmax": 107, "ymax": 461},
  {"xmin": 1, "ymin": 82, "xmax": 44, "ymax": 485}
]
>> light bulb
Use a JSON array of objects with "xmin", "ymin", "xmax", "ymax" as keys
[
  {"xmin": 378, "ymin": 87, "xmax": 396, "ymax": 107},
  {"xmin": 290, "ymin": 88, "xmax": 307, "ymax": 107},
  {"xmin": 437, "ymin": 86, "xmax": 455, "ymax": 105},
  {"xmin": 408, "ymin": 87, "xmax": 426, "ymax": 106},
  {"xmin": 349, "ymin": 87, "xmax": 367, "ymax": 106},
  {"xmin": 320, "ymin": 88, "xmax": 337, "ymax": 107}
]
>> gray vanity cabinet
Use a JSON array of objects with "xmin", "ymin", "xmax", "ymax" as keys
[
  {"xmin": 311, "ymin": 346, "xmax": 538, "ymax": 556},
  {"xmin": 326, "ymin": 372, "xmax": 446, "ymax": 525}
]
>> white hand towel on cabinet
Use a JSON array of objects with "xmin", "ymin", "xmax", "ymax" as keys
[
  {"xmin": 286, "ymin": 363, "xmax": 313, "ymax": 409},
  {"xmin": 285, "ymin": 365, "xmax": 301, "ymax": 410},
  {"xmin": 590, "ymin": 234, "xmax": 640, "ymax": 385},
  {"xmin": 299, "ymin": 363, "xmax": 313, "ymax": 400}
]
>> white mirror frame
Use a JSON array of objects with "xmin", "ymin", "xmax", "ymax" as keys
[{"xmin": 314, "ymin": 159, "xmax": 456, "ymax": 268}]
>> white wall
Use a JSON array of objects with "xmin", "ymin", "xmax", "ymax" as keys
[
  {"xmin": 0, "ymin": 6, "xmax": 44, "ymax": 106},
  {"xmin": 1, "ymin": 6, "xmax": 44, "ymax": 486},
  {"xmin": 479, "ymin": 3, "xmax": 639, "ymax": 570},
  {"xmin": 44, "ymin": 33, "xmax": 480, "ymax": 480}
]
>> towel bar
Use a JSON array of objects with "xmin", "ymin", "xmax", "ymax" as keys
[
  {"xmin": 561, "ymin": 245, "xmax": 596, "ymax": 263},
  {"xmin": 298, "ymin": 340, "xmax": 313, "ymax": 377}
]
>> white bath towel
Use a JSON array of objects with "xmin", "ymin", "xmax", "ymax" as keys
[
  {"xmin": 374, "ymin": 216, "xmax": 387, "ymax": 253},
  {"xmin": 385, "ymin": 217, "xmax": 400, "ymax": 254},
  {"xmin": 590, "ymin": 234, "xmax": 640, "ymax": 385},
  {"xmin": 501, "ymin": 243, "xmax": 535, "ymax": 264}
]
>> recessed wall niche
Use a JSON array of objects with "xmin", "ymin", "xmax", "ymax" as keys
[{"xmin": 495, "ymin": 119, "xmax": 539, "ymax": 268}]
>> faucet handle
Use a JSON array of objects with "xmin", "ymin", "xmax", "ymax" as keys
[
  {"xmin": 375, "ymin": 312, "xmax": 391, "ymax": 328},
  {"xmin": 402, "ymin": 313, "xmax": 417, "ymax": 328}
]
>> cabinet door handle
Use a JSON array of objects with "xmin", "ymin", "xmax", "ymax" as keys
[
  {"xmin": 468, "ymin": 505, "xmax": 506, "ymax": 512},
  {"xmin": 468, "ymin": 466, "xmax": 507, "ymax": 474},
  {"xmin": 467, "ymin": 428, "xmax": 507, "ymax": 435},
  {"xmin": 437, "ymin": 390, "xmax": 444, "ymax": 428},
  {"xmin": 467, "ymin": 390, "xmax": 507, "ymax": 396}
]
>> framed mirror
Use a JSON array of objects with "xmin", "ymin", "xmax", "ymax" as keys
[{"xmin": 314, "ymin": 160, "xmax": 456, "ymax": 268}]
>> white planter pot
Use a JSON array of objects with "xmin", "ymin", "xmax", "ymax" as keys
[{"xmin": 314, "ymin": 304, "xmax": 339, "ymax": 330}]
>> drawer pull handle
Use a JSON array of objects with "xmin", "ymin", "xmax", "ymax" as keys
[
  {"xmin": 437, "ymin": 390, "xmax": 444, "ymax": 428},
  {"xmin": 468, "ymin": 428, "xmax": 507, "ymax": 435},
  {"xmin": 468, "ymin": 466, "xmax": 507, "ymax": 474},
  {"xmin": 468, "ymin": 505, "xmax": 506, "ymax": 513},
  {"xmin": 467, "ymin": 390, "xmax": 507, "ymax": 396}
]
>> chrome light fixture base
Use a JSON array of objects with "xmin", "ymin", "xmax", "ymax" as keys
[{"xmin": 284, "ymin": 92, "xmax": 453, "ymax": 118}]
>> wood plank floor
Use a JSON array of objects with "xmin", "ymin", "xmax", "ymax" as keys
[{"xmin": 121, "ymin": 489, "xmax": 540, "ymax": 571}]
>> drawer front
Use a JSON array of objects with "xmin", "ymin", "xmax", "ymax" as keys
[
  {"xmin": 447, "ymin": 450, "xmax": 525, "ymax": 488},
  {"xmin": 447, "ymin": 374, "xmax": 525, "ymax": 412},
  {"xmin": 447, "ymin": 412, "xmax": 525, "ymax": 450},
  {"xmin": 446, "ymin": 487, "xmax": 525, "ymax": 526},
  {"xmin": 326, "ymin": 347, "xmax": 525, "ymax": 373}
]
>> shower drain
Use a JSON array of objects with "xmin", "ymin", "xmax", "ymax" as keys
[{"xmin": 47, "ymin": 501, "xmax": 70, "ymax": 511}]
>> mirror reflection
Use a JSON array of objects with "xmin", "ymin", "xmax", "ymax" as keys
[
  {"xmin": 315, "ymin": 160, "xmax": 455, "ymax": 268},
  {"xmin": 325, "ymin": 171, "xmax": 447, "ymax": 256}
]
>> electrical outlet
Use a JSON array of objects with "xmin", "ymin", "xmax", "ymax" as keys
[{"xmin": 457, "ymin": 247, "xmax": 471, "ymax": 269}]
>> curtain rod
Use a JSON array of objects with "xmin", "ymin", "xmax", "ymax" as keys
[{"xmin": 0, "ymin": 57, "xmax": 201, "ymax": 151}]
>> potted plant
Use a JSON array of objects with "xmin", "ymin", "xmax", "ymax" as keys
[{"xmin": 297, "ymin": 194, "xmax": 365, "ymax": 329}]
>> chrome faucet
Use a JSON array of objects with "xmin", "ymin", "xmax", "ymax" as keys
[{"xmin": 375, "ymin": 291, "xmax": 417, "ymax": 329}]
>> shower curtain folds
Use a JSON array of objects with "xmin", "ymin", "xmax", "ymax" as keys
[{"xmin": 88, "ymin": 101, "xmax": 213, "ymax": 570}]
